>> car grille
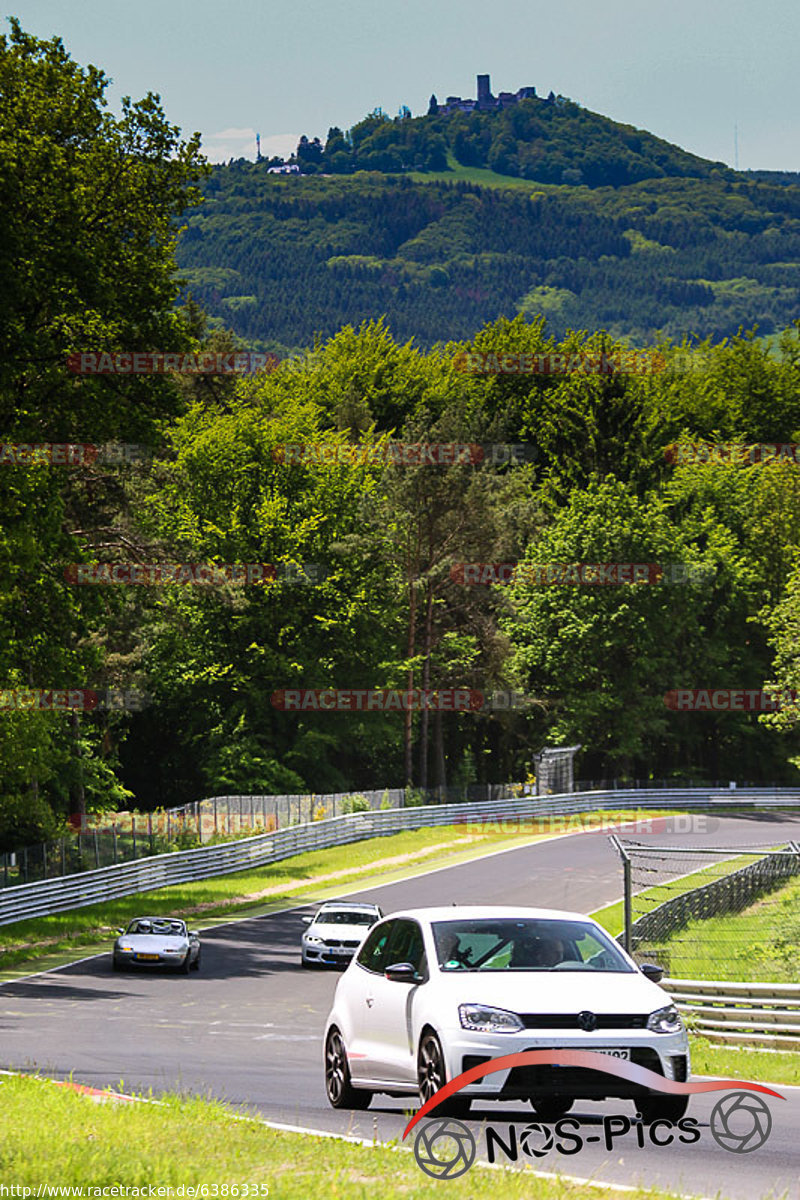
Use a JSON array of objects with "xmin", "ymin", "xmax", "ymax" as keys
[
  {"xmin": 519, "ymin": 1013, "xmax": 648, "ymax": 1029},
  {"xmin": 500, "ymin": 1047, "xmax": 663, "ymax": 1099},
  {"xmin": 322, "ymin": 938, "xmax": 360, "ymax": 948}
]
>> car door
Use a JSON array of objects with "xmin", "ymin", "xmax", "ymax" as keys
[
  {"xmin": 344, "ymin": 918, "xmax": 395, "ymax": 1084},
  {"xmin": 365, "ymin": 918, "xmax": 427, "ymax": 1085}
]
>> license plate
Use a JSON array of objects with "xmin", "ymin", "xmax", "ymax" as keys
[
  {"xmin": 136, "ymin": 953, "xmax": 160, "ymax": 961},
  {"xmin": 594, "ymin": 1047, "xmax": 630, "ymax": 1060},
  {"xmin": 328, "ymin": 947, "xmax": 351, "ymax": 956}
]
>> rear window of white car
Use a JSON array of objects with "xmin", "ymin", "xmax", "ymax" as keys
[{"xmin": 432, "ymin": 919, "xmax": 633, "ymax": 973}]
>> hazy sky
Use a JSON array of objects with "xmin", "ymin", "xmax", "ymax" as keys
[{"xmin": 8, "ymin": 0, "xmax": 799, "ymax": 170}]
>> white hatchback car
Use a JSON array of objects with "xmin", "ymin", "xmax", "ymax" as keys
[
  {"xmin": 300, "ymin": 901, "xmax": 382, "ymax": 968},
  {"xmin": 323, "ymin": 906, "xmax": 689, "ymax": 1123}
]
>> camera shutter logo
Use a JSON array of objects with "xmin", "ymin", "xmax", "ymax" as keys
[
  {"xmin": 577, "ymin": 1010, "xmax": 598, "ymax": 1031},
  {"xmin": 709, "ymin": 1092, "xmax": 773, "ymax": 1153},
  {"xmin": 520, "ymin": 1122, "xmax": 555, "ymax": 1158},
  {"xmin": 414, "ymin": 1117, "xmax": 476, "ymax": 1180}
]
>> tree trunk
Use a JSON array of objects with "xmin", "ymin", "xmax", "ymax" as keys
[
  {"xmin": 419, "ymin": 580, "xmax": 434, "ymax": 791},
  {"xmin": 70, "ymin": 711, "xmax": 86, "ymax": 824},
  {"xmin": 404, "ymin": 549, "xmax": 417, "ymax": 788},
  {"xmin": 434, "ymin": 706, "xmax": 446, "ymax": 796}
]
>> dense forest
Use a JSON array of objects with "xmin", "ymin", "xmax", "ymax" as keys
[
  {"xmin": 2, "ymin": 22, "xmax": 800, "ymax": 852},
  {"xmin": 177, "ymin": 167, "xmax": 800, "ymax": 348}
]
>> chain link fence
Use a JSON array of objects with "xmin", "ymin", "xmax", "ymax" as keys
[
  {"xmin": 0, "ymin": 783, "xmax": 514, "ymax": 888},
  {"xmin": 613, "ymin": 838, "xmax": 800, "ymax": 981}
]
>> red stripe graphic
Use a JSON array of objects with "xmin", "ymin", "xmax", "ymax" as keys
[{"xmin": 401, "ymin": 1049, "xmax": 784, "ymax": 1139}]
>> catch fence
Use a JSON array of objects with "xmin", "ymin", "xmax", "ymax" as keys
[{"xmin": 613, "ymin": 838, "xmax": 800, "ymax": 980}]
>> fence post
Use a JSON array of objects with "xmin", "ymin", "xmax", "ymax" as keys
[
  {"xmin": 3, "ymin": 853, "xmax": 7, "ymax": 887},
  {"xmin": 131, "ymin": 815, "xmax": 137, "ymax": 858},
  {"xmin": 93, "ymin": 829, "xmax": 100, "ymax": 868},
  {"xmin": 148, "ymin": 811, "xmax": 153, "ymax": 853},
  {"xmin": 42, "ymin": 842, "xmax": 48, "ymax": 880},
  {"xmin": 112, "ymin": 824, "xmax": 118, "ymax": 864},
  {"xmin": 23, "ymin": 845, "xmax": 28, "ymax": 883},
  {"xmin": 214, "ymin": 798, "xmax": 218, "ymax": 835}
]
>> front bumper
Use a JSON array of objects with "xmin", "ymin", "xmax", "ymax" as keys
[
  {"xmin": 302, "ymin": 943, "xmax": 356, "ymax": 967},
  {"xmin": 114, "ymin": 949, "xmax": 189, "ymax": 968},
  {"xmin": 442, "ymin": 1029, "xmax": 690, "ymax": 1101}
]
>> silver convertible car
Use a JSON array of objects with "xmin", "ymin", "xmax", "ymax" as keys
[{"xmin": 112, "ymin": 916, "xmax": 201, "ymax": 973}]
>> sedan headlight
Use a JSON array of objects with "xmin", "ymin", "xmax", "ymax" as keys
[
  {"xmin": 163, "ymin": 947, "xmax": 182, "ymax": 954},
  {"xmin": 304, "ymin": 934, "xmax": 323, "ymax": 945},
  {"xmin": 459, "ymin": 1004, "xmax": 524, "ymax": 1034},
  {"xmin": 647, "ymin": 1005, "xmax": 683, "ymax": 1034}
]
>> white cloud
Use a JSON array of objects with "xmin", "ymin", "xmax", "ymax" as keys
[{"xmin": 201, "ymin": 128, "xmax": 302, "ymax": 164}]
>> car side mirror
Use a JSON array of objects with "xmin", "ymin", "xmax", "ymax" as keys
[
  {"xmin": 115, "ymin": 928, "xmax": 124, "ymax": 935},
  {"xmin": 301, "ymin": 915, "xmax": 314, "ymax": 924},
  {"xmin": 385, "ymin": 961, "xmax": 421, "ymax": 983},
  {"xmin": 188, "ymin": 931, "xmax": 198, "ymax": 939},
  {"xmin": 640, "ymin": 963, "xmax": 664, "ymax": 984}
]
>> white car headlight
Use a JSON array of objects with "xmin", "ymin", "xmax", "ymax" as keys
[
  {"xmin": 304, "ymin": 934, "xmax": 323, "ymax": 945},
  {"xmin": 459, "ymin": 1004, "xmax": 524, "ymax": 1034},
  {"xmin": 163, "ymin": 947, "xmax": 182, "ymax": 954},
  {"xmin": 118, "ymin": 944, "xmax": 133, "ymax": 952},
  {"xmin": 647, "ymin": 1005, "xmax": 683, "ymax": 1034}
]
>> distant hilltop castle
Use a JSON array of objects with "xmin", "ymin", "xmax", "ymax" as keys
[{"xmin": 429, "ymin": 73, "xmax": 549, "ymax": 117}]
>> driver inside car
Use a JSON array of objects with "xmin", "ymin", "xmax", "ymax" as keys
[{"xmin": 510, "ymin": 934, "xmax": 564, "ymax": 968}]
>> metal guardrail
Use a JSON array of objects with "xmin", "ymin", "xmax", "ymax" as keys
[
  {"xmin": 1, "ymin": 786, "xmax": 798, "ymax": 928},
  {"xmin": 663, "ymin": 979, "xmax": 800, "ymax": 1049}
]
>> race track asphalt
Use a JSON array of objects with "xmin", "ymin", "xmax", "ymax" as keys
[{"xmin": 2, "ymin": 812, "xmax": 799, "ymax": 1199}]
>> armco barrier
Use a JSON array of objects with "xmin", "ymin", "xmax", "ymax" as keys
[
  {"xmin": 664, "ymin": 979, "xmax": 800, "ymax": 1049},
  {"xmin": 0, "ymin": 787, "xmax": 798, "ymax": 927}
]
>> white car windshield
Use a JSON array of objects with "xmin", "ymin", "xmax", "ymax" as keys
[
  {"xmin": 316, "ymin": 911, "xmax": 376, "ymax": 926},
  {"xmin": 432, "ymin": 918, "xmax": 633, "ymax": 972},
  {"xmin": 128, "ymin": 920, "xmax": 185, "ymax": 937}
]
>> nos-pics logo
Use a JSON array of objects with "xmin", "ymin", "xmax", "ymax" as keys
[{"xmin": 404, "ymin": 1051, "xmax": 783, "ymax": 1180}]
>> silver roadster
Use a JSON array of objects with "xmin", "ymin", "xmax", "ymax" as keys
[{"xmin": 112, "ymin": 916, "xmax": 201, "ymax": 973}]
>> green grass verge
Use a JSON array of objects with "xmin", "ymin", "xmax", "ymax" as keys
[
  {"xmin": 0, "ymin": 1072, "xmax": 692, "ymax": 1198},
  {"xmin": 0, "ymin": 809, "xmax": 680, "ymax": 976},
  {"xmin": 688, "ymin": 1038, "xmax": 800, "ymax": 1087}
]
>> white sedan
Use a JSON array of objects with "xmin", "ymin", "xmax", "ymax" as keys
[
  {"xmin": 323, "ymin": 905, "xmax": 689, "ymax": 1123},
  {"xmin": 300, "ymin": 901, "xmax": 382, "ymax": 968},
  {"xmin": 112, "ymin": 917, "xmax": 200, "ymax": 973}
]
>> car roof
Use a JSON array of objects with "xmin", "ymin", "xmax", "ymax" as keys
[
  {"xmin": 315, "ymin": 902, "xmax": 380, "ymax": 913},
  {"xmin": 374, "ymin": 906, "xmax": 596, "ymax": 923}
]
